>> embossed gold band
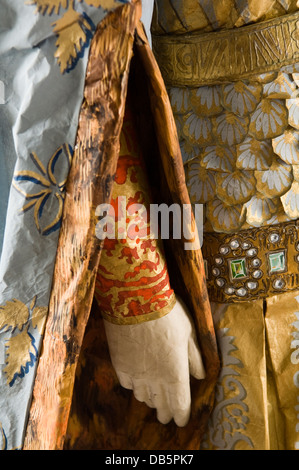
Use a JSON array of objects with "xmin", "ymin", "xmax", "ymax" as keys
[
  {"xmin": 202, "ymin": 220, "xmax": 299, "ymax": 303},
  {"xmin": 152, "ymin": 11, "xmax": 299, "ymax": 87}
]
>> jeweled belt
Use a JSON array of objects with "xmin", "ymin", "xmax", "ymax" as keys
[
  {"xmin": 152, "ymin": 10, "xmax": 299, "ymax": 87},
  {"xmin": 202, "ymin": 220, "xmax": 299, "ymax": 303}
]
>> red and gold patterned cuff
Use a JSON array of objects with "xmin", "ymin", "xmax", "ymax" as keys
[{"xmin": 94, "ymin": 99, "xmax": 176, "ymax": 325}]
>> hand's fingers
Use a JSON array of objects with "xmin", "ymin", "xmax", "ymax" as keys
[
  {"xmin": 132, "ymin": 381, "xmax": 154, "ymax": 407},
  {"xmin": 116, "ymin": 371, "xmax": 134, "ymax": 390},
  {"xmin": 150, "ymin": 384, "xmax": 173, "ymax": 425},
  {"xmin": 188, "ymin": 333, "xmax": 206, "ymax": 380},
  {"xmin": 133, "ymin": 381, "xmax": 173, "ymax": 423},
  {"xmin": 132, "ymin": 380, "xmax": 181, "ymax": 426},
  {"xmin": 168, "ymin": 383, "xmax": 191, "ymax": 427},
  {"xmin": 156, "ymin": 406, "xmax": 173, "ymax": 425},
  {"xmin": 173, "ymin": 407, "xmax": 191, "ymax": 427}
]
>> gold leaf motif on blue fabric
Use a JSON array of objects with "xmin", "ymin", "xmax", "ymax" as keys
[
  {"xmin": 26, "ymin": 0, "xmax": 129, "ymax": 74},
  {"xmin": 13, "ymin": 144, "xmax": 73, "ymax": 236},
  {"xmin": 0, "ymin": 296, "xmax": 48, "ymax": 387},
  {"xmin": 52, "ymin": 7, "xmax": 96, "ymax": 74}
]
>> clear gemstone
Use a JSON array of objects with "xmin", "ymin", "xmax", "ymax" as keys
[
  {"xmin": 252, "ymin": 269, "xmax": 262, "ymax": 279},
  {"xmin": 296, "ymin": 242, "xmax": 299, "ymax": 252},
  {"xmin": 246, "ymin": 281, "xmax": 258, "ymax": 290},
  {"xmin": 247, "ymin": 248, "xmax": 258, "ymax": 257},
  {"xmin": 219, "ymin": 245, "xmax": 230, "ymax": 255},
  {"xmin": 224, "ymin": 286, "xmax": 235, "ymax": 295},
  {"xmin": 242, "ymin": 241, "xmax": 251, "ymax": 249},
  {"xmin": 216, "ymin": 278, "xmax": 225, "ymax": 287},
  {"xmin": 251, "ymin": 258, "xmax": 261, "ymax": 267},
  {"xmin": 297, "ymin": 254, "xmax": 299, "ymax": 262},
  {"xmin": 236, "ymin": 287, "xmax": 247, "ymax": 297},
  {"xmin": 268, "ymin": 251, "xmax": 285, "ymax": 274},
  {"xmin": 269, "ymin": 233, "xmax": 280, "ymax": 243},
  {"xmin": 212, "ymin": 267, "xmax": 220, "ymax": 276},
  {"xmin": 215, "ymin": 257, "xmax": 223, "ymax": 265},
  {"xmin": 273, "ymin": 278, "xmax": 285, "ymax": 289},
  {"xmin": 230, "ymin": 239, "xmax": 240, "ymax": 249}
]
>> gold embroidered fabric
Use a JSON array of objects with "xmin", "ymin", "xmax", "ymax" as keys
[
  {"xmin": 166, "ymin": 66, "xmax": 299, "ymax": 233},
  {"xmin": 152, "ymin": 12, "xmax": 299, "ymax": 87},
  {"xmin": 94, "ymin": 100, "xmax": 176, "ymax": 325},
  {"xmin": 152, "ymin": 0, "xmax": 299, "ymax": 35},
  {"xmin": 202, "ymin": 220, "xmax": 299, "ymax": 302},
  {"xmin": 152, "ymin": 0, "xmax": 299, "ymax": 451},
  {"xmin": 153, "ymin": 5, "xmax": 299, "ymax": 234},
  {"xmin": 202, "ymin": 291, "xmax": 299, "ymax": 450}
]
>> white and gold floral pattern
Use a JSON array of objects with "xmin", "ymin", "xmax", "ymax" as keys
[
  {"xmin": 272, "ymin": 129, "xmax": 299, "ymax": 164},
  {"xmin": 236, "ymin": 137, "xmax": 273, "ymax": 171},
  {"xmin": 183, "ymin": 112, "xmax": 213, "ymax": 146},
  {"xmin": 212, "ymin": 112, "xmax": 249, "ymax": 146},
  {"xmin": 186, "ymin": 160, "xmax": 216, "ymax": 203},
  {"xmin": 244, "ymin": 195, "xmax": 280, "ymax": 226},
  {"xmin": 201, "ymin": 146, "xmax": 236, "ymax": 172},
  {"xmin": 168, "ymin": 64, "xmax": 299, "ymax": 233},
  {"xmin": 222, "ymin": 82, "xmax": 262, "ymax": 117},
  {"xmin": 215, "ymin": 170, "xmax": 255, "ymax": 205},
  {"xmin": 255, "ymin": 158, "xmax": 293, "ymax": 197},
  {"xmin": 189, "ymin": 86, "xmax": 223, "ymax": 116},
  {"xmin": 263, "ymin": 72, "xmax": 297, "ymax": 99},
  {"xmin": 206, "ymin": 198, "xmax": 245, "ymax": 232},
  {"xmin": 249, "ymin": 99, "xmax": 288, "ymax": 140},
  {"xmin": 169, "ymin": 87, "xmax": 190, "ymax": 114},
  {"xmin": 281, "ymin": 181, "xmax": 299, "ymax": 218},
  {"xmin": 286, "ymin": 98, "xmax": 299, "ymax": 129}
]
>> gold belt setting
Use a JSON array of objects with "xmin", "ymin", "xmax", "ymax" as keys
[
  {"xmin": 202, "ymin": 221, "xmax": 299, "ymax": 303},
  {"xmin": 152, "ymin": 11, "xmax": 299, "ymax": 87}
]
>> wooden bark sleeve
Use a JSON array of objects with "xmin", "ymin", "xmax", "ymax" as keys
[
  {"xmin": 23, "ymin": 1, "xmax": 141, "ymax": 450},
  {"xmin": 24, "ymin": 1, "xmax": 220, "ymax": 451}
]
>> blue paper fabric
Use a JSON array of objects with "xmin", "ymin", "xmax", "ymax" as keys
[{"xmin": 0, "ymin": 0, "xmax": 130, "ymax": 450}]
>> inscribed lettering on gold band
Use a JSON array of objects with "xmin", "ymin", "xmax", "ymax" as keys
[{"xmin": 152, "ymin": 11, "xmax": 299, "ymax": 87}]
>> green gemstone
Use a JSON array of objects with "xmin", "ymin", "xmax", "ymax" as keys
[
  {"xmin": 230, "ymin": 258, "xmax": 247, "ymax": 280},
  {"xmin": 268, "ymin": 251, "xmax": 285, "ymax": 273}
]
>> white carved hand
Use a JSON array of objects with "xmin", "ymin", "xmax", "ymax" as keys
[{"xmin": 103, "ymin": 297, "xmax": 205, "ymax": 427}]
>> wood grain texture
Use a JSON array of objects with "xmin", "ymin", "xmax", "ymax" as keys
[
  {"xmin": 64, "ymin": 24, "xmax": 220, "ymax": 451},
  {"xmin": 24, "ymin": 0, "xmax": 220, "ymax": 451},
  {"xmin": 23, "ymin": 1, "xmax": 141, "ymax": 450}
]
